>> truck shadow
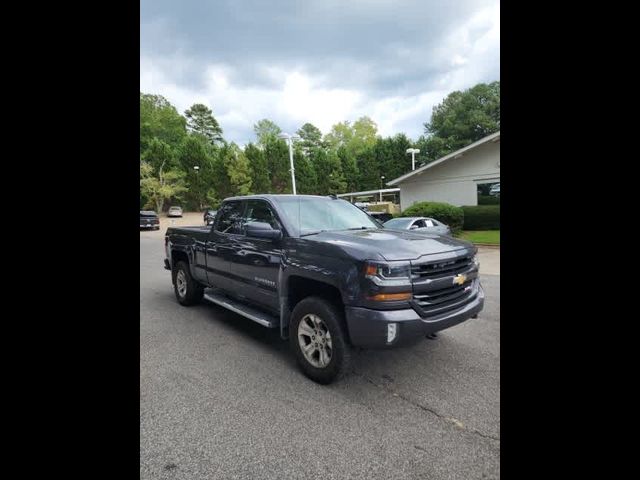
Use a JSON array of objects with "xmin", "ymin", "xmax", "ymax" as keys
[
  {"xmin": 197, "ymin": 301, "xmax": 450, "ymax": 386},
  {"xmin": 200, "ymin": 304, "xmax": 291, "ymax": 354}
]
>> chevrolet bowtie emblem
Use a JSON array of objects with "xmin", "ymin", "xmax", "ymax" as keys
[{"xmin": 452, "ymin": 273, "xmax": 467, "ymax": 286}]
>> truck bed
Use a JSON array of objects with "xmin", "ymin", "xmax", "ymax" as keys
[{"xmin": 166, "ymin": 226, "xmax": 211, "ymax": 242}]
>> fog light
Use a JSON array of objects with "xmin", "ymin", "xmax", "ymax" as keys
[{"xmin": 387, "ymin": 323, "xmax": 397, "ymax": 343}]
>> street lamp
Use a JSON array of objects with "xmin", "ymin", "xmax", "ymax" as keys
[
  {"xmin": 406, "ymin": 148, "xmax": 420, "ymax": 170},
  {"xmin": 193, "ymin": 166, "xmax": 200, "ymax": 209},
  {"xmin": 278, "ymin": 133, "xmax": 300, "ymax": 195}
]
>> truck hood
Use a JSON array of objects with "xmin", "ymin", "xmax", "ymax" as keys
[{"xmin": 304, "ymin": 228, "xmax": 473, "ymax": 261}]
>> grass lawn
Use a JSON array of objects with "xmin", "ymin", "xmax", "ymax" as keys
[{"xmin": 457, "ymin": 230, "xmax": 500, "ymax": 245}]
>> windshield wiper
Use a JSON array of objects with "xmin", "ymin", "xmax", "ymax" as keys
[
  {"xmin": 301, "ymin": 227, "xmax": 375, "ymax": 237},
  {"xmin": 300, "ymin": 230, "xmax": 326, "ymax": 237}
]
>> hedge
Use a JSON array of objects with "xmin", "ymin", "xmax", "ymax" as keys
[
  {"xmin": 401, "ymin": 201, "xmax": 464, "ymax": 233},
  {"xmin": 462, "ymin": 205, "xmax": 500, "ymax": 230},
  {"xmin": 478, "ymin": 195, "xmax": 500, "ymax": 205}
]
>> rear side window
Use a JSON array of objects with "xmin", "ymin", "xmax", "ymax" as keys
[
  {"xmin": 424, "ymin": 219, "xmax": 435, "ymax": 227},
  {"xmin": 215, "ymin": 201, "xmax": 245, "ymax": 234}
]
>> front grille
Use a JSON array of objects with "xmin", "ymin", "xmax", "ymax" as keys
[
  {"xmin": 411, "ymin": 255, "xmax": 472, "ymax": 280},
  {"xmin": 412, "ymin": 280, "xmax": 476, "ymax": 316}
]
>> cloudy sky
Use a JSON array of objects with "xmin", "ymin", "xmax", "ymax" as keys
[{"xmin": 140, "ymin": 0, "xmax": 499, "ymax": 146}]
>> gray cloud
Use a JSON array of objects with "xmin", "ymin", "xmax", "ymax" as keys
[{"xmin": 140, "ymin": 0, "xmax": 499, "ymax": 145}]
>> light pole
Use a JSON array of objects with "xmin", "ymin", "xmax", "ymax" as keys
[
  {"xmin": 194, "ymin": 166, "xmax": 200, "ymax": 210},
  {"xmin": 406, "ymin": 148, "xmax": 420, "ymax": 170},
  {"xmin": 278, "ymin": 133, "xmax": 300, "ymax": 195}
]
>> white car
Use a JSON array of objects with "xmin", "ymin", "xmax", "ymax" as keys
[
  {"xmin": 167, "ymin": 206, "xmax": 183, "ymax": 217},
  {"xmin": 383, "ymin": 216, "xmax": 451, "ymax": 236},
  {"xmin": 489, "ymin": 183, "xmax": 500, "ymax": 197}
]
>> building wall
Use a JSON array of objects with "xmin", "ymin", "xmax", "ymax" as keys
[{"xmin": 398, "ymin": 140, "xmax": 500, "ymax": 209}]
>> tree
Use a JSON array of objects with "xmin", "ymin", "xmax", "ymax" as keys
[
  {"xmin": 177, "ymin": 135, "xmax": 212, "ymax": 210},
  {"xmin": 414, "ymin": 135, "xmax": 450, "ymax": 166},
  {"xmin": 245, "ymin": 143, "xmax": 270, "ymax": 194},
  {"xmin": 223, "ymin": 143, "xmax": 253, "ymax": 196},
  {"xmin": 423, "ymin": 81, "xmax": 500, "ymax": 159},
  {"xmin": 254, "ymin": 119, "xmax": 282, "ymax": 146},
  {"xmin": 264, "ymin": 138, "xmax": 291, "ymax": 193},
  {"xmin": 323, "ymin": 121, "xmax": 353, "ymax": 150},
  {"xmin": 351, "ymin": 116, "xmax": 378, "ymax": 155},
  {"xmin": 140, "ymin": 139, "xmax": 181, "ymax": 210},
  {"xmin": 293, "ymin": 147, "xmax": 318, "ymax": 194},
  {"xmin": 356, "ymin": 147, "xmax": 380, "ymax": 191},
  {"xmin": 140, "ymin": 93, "xmax": 187, "ymax": 153},
  {"xmin": 184, "ymin": 103, "xmax": 223, "ymax": 144},
  {"xmin": 337, "ymin": 146, "xmax": 359, "ymax": 192},
  {"xmin": 313, "ymin": 149, "xmax": 346, "ymax": 195},
  {"xmin": 296, "ymin": 123, "xmax": 324, "ymax": 154},
  {"xmin": 140, "ymin": 160, "xmax": 187, "ymax": 213},
  {"xmin": 373, "ymin": 134, "xmax": 413, "ymax": 183},
  {"xmin": 142, "ymin": 138, "xmax": 178, "ymax": 175}
]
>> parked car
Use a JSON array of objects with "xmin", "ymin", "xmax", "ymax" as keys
[
  {"xmin": 164, "ymin": 195, "xmax": 483, "ymax": 384},
  {"xmin": 368, "ymin": 211, "xmax": 394, "ymax": 223},
  {"xmin": 140, "ymin": 210, "xmax": 160, "ymax": 230},
  {"xmin": 489, "ymin": 183, "xmax": 500, "ymax": 197},
  {"xmin": 203, "ymin": 209, "xmax": 217, "ymax": 225},
  {"xmin": 167, "ymin": 206, "xmax": 183, "ymax": 217},
  {"xmin": 383, "ymin": 216, "xmax": 451, "ymax": 236}
]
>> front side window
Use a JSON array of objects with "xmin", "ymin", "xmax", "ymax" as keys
[
  {"xmin": 243, "ymin": 200, "xmax": 281, "ymax": 231},
  {"xmin": 215, "ymin": 201, "xmax": 245, "ymax": 234}
]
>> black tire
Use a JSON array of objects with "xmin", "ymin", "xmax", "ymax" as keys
[
  {"xmin": 172, "ymin": 261, "xmax": 204, "ymax": 306},
  {"xmin": 289, "ymin": 296, "xmax": 351, "ymax": 384}
]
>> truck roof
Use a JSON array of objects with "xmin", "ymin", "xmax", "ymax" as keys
[{"xmin": 223, "ymin": 194, "xmax": 337, "ymax": 203}]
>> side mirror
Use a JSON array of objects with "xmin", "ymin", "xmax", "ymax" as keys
[
  {"xmin": 245, "ymin": 221, "xmax": 282, "ymax": 240},
  {"xmin": 410, "ymin": 225, "xmax": 419, "ymax": 230}
]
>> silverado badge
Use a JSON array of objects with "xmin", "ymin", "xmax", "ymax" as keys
[{"xmin": 452, "ymin": 273, "xmax": 467, "ymax": 286}]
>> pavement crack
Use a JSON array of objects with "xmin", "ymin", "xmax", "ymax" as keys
[{"xmin": 352, "ymin": 369, "xmax": 500, "ymax": 443}]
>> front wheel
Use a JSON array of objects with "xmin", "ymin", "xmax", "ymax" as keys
[
  {"xmin": 289, "ymin": 296, "xmax": 351, "ymax": 384},
  {"xmin": 172, "ymin": 261, "xmax": 204, "ymax": 306}
]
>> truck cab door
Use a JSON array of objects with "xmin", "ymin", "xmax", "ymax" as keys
[
  {"xmin": 205, "ymin": 200, "xmax": 245, "ymax": 288},
  {"xmin": 232, "ymin": 199, "xmax": 285, "ymax": 311}
]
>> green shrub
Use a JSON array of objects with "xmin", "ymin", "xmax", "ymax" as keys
[
  {"xmin": 478, "ymin": 195, "xmax": 500, "ymax": 205},
  {"xmin": 462, "ymin": 205, "xmax": 500, "ymax": 230},
  {"xmin": 402, "ymin": 201, "xmax": 464, "ymax": 233}
]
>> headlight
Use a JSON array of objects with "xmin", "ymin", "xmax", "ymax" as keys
[
  {"xmin": 365, "ymin": 261, "xmax": 412, "ymax": 286},
  {"xmin": 472, "ymin": 254, "xmax": 480, "ymax": 268}
]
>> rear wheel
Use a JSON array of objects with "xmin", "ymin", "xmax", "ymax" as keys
[
  {"xmin": 172, "ymin": 261, "xmax": 204, "ymax": 306},
  {"xmin": 289, "ymin": 296, "xmax": 351, "ymax": 384}
]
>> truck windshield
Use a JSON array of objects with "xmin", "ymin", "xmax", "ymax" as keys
[{"xmin": 278, "ymin": 197, "xmax": 380, "ymax": 236}]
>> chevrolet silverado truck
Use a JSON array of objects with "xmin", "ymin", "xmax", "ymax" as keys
[{"xmin": 164, "ymin": 195, "xmax": 484, "ymax": 384}]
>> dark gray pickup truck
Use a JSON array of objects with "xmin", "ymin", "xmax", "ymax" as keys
[{"xmin": 165, "ymin": 194, "xmax": 484, "ymax": 384}]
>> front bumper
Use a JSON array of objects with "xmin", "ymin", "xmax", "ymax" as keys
[{"xmin": 344, "ymin": 283, "xmax": 485, "ymax": 348}]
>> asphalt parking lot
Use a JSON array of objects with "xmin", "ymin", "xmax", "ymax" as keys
[{"xmin": 140, "ymin": 223, "xmax": 500, "ymax": 479}]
